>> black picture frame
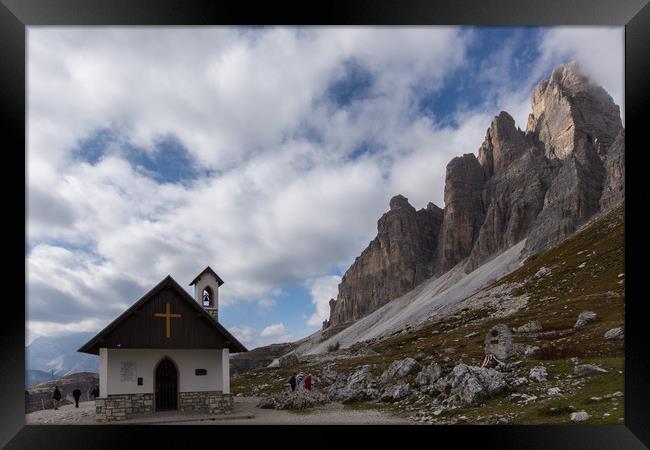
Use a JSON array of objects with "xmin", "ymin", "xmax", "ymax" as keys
[{"xmin": 3, "ymin": 0, "xmax": 648, "ymax": 448}]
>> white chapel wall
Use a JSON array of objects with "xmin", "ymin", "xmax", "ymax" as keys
[{"xmin": 106, "ymin": 348, "xmax": 224, "ymax": 395}]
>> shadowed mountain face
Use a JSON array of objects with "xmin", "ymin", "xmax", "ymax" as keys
[
  {"xmin": 326, "ymin": 195, "xmax": 444, "ymax": 328},
  {"xmin": 325, "ymin": 62, "xmax": 624, "ymax": 330}
]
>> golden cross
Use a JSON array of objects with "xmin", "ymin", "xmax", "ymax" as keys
[{"xmin": 154, "ymin": 303, "xmax": 182, "ymax": 338}]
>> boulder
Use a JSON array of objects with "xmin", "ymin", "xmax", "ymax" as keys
[
  {"xmin": 328, "ymin": 365, "xmax": 376, "ymax": 402},
  {"xmin": 444, "ymin": 364, "xmax": 507, "ymax": 406},
  {"xmin": 415, "ymin": 362, "xmax": 443, "ymax": 387},
  {"xmin": 529, "ymin": 366, "xmax": 548, "ymax": 382},
  {"xmin": 514, "ymin": 320, "xmax": 543, "ymax": 333},
  {"xmin": 547, "ymin": 387, "xmax": 562, "ymax": 396},
  {"xmin": 380, "ymin": 358, "xmax": 421, "ymax": 384},
  {"xmin": 484, "ymin": 324, "xmax": 516, "ymax": 360},
  {"xmin": 604, "ymin": 327, "xmax": 624, "ymax": 340},
  {"xmin": 570, "ymin": 411, "xmax": 590, "ymax": 422},
  {"xmin": 574, "ymin": 311, "xmax": 597, "ymax": 329},
  {"xmin": 380, "ymin": 384, "xmax": 411, "ymax": 402},
  {"xmin": 574, "ymin": 364, "xmax": 608, "ymax": 377},
  {"xmin": 319, "ymin": 368, "xmax": 339, "ymax": 386}
]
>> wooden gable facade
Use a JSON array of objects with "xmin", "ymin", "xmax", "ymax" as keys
[{"xmin": 79, "ymin": 275, "xmax": 247, "ymax": 355}]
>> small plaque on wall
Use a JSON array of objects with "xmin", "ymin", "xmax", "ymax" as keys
[
  {"xmin": 195, "ymin": 368, "xmax": 207, "ymax": 376},
  {"xmin": 120, "ymin": 361, "xmax": 137, "ymax": 382}
]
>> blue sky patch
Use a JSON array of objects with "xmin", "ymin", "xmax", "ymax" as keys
[
  {"xmin": 325, "ymin": 58, "xmax": 374, "ymax": 108},
  {"xmin": 72, "ymin": 128, "xmax": 202, "ymax": 185}
]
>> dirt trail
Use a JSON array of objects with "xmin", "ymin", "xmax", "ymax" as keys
[{"xmin": 25, "ymin": 397, "xmax": 411, "ymax": 425}]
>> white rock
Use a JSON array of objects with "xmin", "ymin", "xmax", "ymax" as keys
[
  {"xmin": 529, "ymin": 366, "xmax": 548, "ymax": 382},
  {"xmin": 574, "ymin": 364, "xmax": 608, "ymax": 377},
  {"xmin": 604, "ymin": 327, "xmax": 624, "ymax": 340},
  {"xmin": 547, "ymin": 387, "xmax": 562, "ymax": 396},
  {"xmin": 571, "ymin": 411, "xmax": 590, "ymax": 422},
  {"xmin": 574, "ymin": 311, "xmax": 597, "ymax": 329}
]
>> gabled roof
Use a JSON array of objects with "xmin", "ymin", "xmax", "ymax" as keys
[
  {"xmin": 78, "ymin": 275, "xmax": 246, "ymax": 355},
  {"xmin": 189, "ymin": 266, "xmax": 225, "ymax": 286}
]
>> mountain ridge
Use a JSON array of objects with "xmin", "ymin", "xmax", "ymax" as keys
[{"xmin": 323, "ymin": 61, "xmax": 624, "ymax": 332}]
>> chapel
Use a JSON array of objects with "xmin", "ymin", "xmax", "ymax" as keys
[{"xmin": 78, "ymin": 266, "xmax": 247, "ymax": 422}]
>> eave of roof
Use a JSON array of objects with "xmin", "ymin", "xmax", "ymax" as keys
[
  {"xmin": 189, "ymin": 266, "xmax": 225, "ymax": 286},
  {"xmin": 78, "ymin": 275, "xmax": 246, "ymax": 355}
]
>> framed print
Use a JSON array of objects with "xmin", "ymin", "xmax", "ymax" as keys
[{"xmin": 2, "ymin": 0, "xmax": 649, "ymax": 448}]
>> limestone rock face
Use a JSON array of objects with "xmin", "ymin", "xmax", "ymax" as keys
[
  {"xmin": 436, "ymin": 154, "xmax": 485, "ymax": 273},
  {"xmin": 523, "ymin": 62, "xmax": 623, "ymax": 256},
  {"xmin": 526, "ymin": 61, "xmax": 623, "ymax": 161},
  {"xmin": 600, "ymin": 130, "xmax": 625, "ymax": 211},
  {"xmin": 327, "ymin": 195, "xmax": 443, "ymax": 328},
  {"xmin": 467, "ymin": 113, "xmax": 556, "ymax": 270}
]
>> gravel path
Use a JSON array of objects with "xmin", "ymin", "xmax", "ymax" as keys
[
  {"xmin": 26, "ymin": 400, "xmax": 97, "ymax": 425},
  {"xmin": 25, "ymin": 397, "xmax": 411, "ymax": 425},
  {"xmin": 180, "ymin": 397, "xmax": 411, "ymax": 425}
]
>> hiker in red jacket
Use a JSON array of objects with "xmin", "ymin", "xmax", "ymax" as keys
[{"xmin": 304, "ymin": 374, "xmax": 313, "ymax": 391}]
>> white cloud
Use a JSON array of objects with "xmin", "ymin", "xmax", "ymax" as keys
[
  {"xmin": 260, "ymin": 323, "xmax": 289, "ymax": 337},
  {"xmin": 26, "ymin": 27, "xmax": 624, "ymax": 343},
  {"xmin": 306, "ymin": 275, "xmax": 342, "ymax": 327}
]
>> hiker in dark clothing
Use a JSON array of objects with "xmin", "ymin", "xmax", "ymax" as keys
[
  {"xmin": 72, "ymin": 389, "xmax": 82, "ymax": 408},
  {"xmin": 52, "ymin": 386, "xmax": 62, "ymax": 410},
  {"xmin": 90, "ymin": 386, "xmax": 99, "ymax": 400},
  {"xmin": 288, "ymin": 373, "xmax": 297, "ymax": 392}
]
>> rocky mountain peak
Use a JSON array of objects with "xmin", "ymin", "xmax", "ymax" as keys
[
  {"xmin": 325, "ymin": 194, "xmax": 444, "ymax": 329},
  {"xmin": 389, "ymin": 194, "xmax": 413, "ymax": 211},
  {"xmin": 526, "ymin": 61, "xmax": 623, "ymax": 160},
  {"xmin": 478, "ymin": 111, "xmax": 528, "ymax": 178}
]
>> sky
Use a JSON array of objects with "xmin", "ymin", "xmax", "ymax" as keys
[{"xmin": 26, "ymin": 26, "xmax": 624, "ymax": 349}]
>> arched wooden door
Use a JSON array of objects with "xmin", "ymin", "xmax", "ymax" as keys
[{"xmin": 155, "ymin": 357, "xmax": 178, "ymax": 411}]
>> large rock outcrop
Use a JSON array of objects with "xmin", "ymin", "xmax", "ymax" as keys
[
  {"xmin": 326, "ymin": 195, "xmax": 443, "ymax": 328},
  {"xmin": 522, "ymin": 63, "xmax": 623, "ymax": 256},
  {"xmin": 436, "ymin": 154, "xmax": 485, "ymax": 273},
  {"xmin": 465, "ymin": 112, "xmax": 556, "ymax": 271},
  {"xmin": 322, "ymin": 61, "xmax": 624, "ymax": 331}
]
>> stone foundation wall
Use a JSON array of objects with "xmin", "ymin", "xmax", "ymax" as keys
[
  {"xmin": 180, "ymin": 391, "xmax": 233, "ymax": 414},
  {"xmin": 95, "ymin": 391, "xmax": 233, "ymax": 422},
  {"xmin": 95, "ymin": 393, "xmax": 153, "ymax": 422}
]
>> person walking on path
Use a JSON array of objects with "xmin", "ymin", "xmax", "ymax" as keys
[
  {"xmin": 90, "ymin": 386, "xmax": 99, "ymax": 400},
  {"xmin": 52, "ymin": 386, "xmax": 62, "ymax": 410},
  {"xmin": 288, "ymin": 373, "xmax": 297, "ymax": 392},
  {"xmin": 304, "ymin": 375, "xmax": 313, "ymax": 391},
  {"xmin": 72, "ymin": 389, "xmax": 82, "ymax": 408}
]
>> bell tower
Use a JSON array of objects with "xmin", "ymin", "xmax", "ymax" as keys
[{"xmin": 189, "ymin": 266, "xmax": 224, "ymax": 322}]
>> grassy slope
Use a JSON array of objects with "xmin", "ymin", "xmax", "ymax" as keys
[{"xmin": 232, "ymin": 206, "xmax": 624, "ymax": 424}]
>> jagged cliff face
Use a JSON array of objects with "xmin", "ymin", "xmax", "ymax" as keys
[
  {"xmin": 325, "ymin": 62, "xmax": 624, "ymax": 330},
  {"xmin": 522, "ymin": 62, "xmax": 624, "ymax": 255},
  {"xmin": 327, "ymin": 195, "xmax": 443, "ymax": 328}
]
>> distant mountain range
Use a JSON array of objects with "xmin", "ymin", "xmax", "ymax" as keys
[{"xmin": 26, "ymin": 332, "xmax": 99, "ymax": 386}]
